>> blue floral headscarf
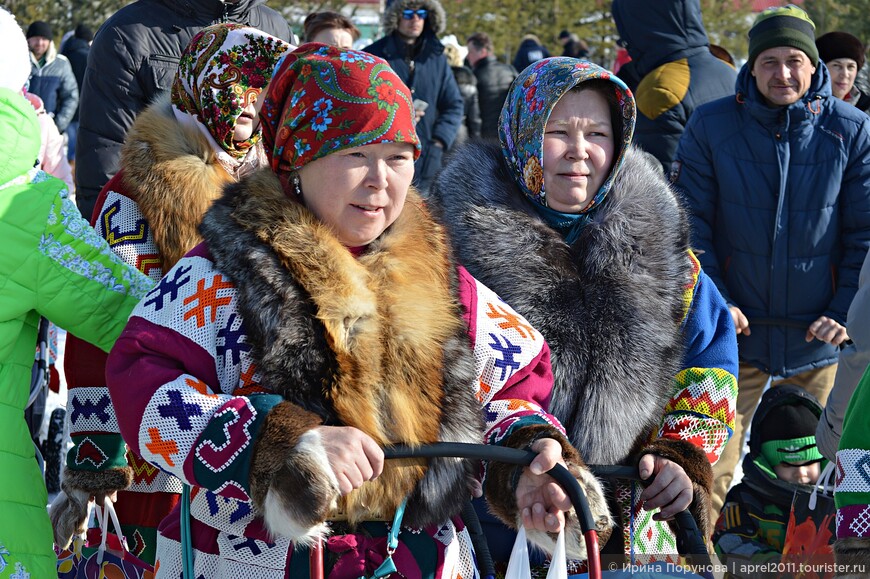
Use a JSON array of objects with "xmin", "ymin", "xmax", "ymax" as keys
[{"xmin": 498, "ymin": 58, "xmax": 636, "ymax": 242}]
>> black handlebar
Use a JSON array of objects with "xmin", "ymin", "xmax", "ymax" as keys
[{"xmin": 383, "ymin": 443, "xmax": 715, "ymax": 579}]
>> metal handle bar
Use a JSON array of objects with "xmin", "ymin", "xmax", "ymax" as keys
[{"xmin": 750, "ymin": 317, "xmax": 813, "ymax": 330}]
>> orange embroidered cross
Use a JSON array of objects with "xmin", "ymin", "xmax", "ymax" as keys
[
  {"xmin": 183, "ymin": 274, "xmax": 234, "ymax": 327},
  {"xmin": 145, "ymin": 427, "xmax": 179, "ymax": 467},
  {"xmin": 237, "ymin": 362, "xmax": 264, "ymax": 393},
  {"xmin": 485, "ymin": 302, "xmax": 535, "ymax": 339},
  {"xmin": 186, "ymin": 377, "xmax": 218, "ymax": 399}
]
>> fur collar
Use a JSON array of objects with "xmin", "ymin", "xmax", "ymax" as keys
[
  {"xmin": 431, "ymin": 142, "xmax": 690, "ymax": 464},
  {"xmin": 121, "ymin": 92, "xmax": 233, "ymax": 271},
  {"xmin": 200, "ymin": 170, "xmax": 483, "ymax": 526}
]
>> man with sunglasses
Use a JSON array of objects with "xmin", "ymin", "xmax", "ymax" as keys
[{"xmin": 365, "ymin": 0, "xmax": 463, "ymax": 193}]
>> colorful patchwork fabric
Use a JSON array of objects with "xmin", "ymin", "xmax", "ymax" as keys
[
  {"xmin": 662, "ymin": 367, "xmax": 736, "ymax": 463},
  {"xmin": 499, "ymin": 57, "xmax": 635, "ymax": 212},
  {"xmin": 171, "ymin": 23, "xmax": 290, "ymax": 160},
  {"xmin": 65, "ymin": 183, "xmax": 170, "ymax": 483},
  {"xmin": 260, "ymin": 43, "xmax": 421, "ymax": 174},
  {"xmin": 61, "ymin": 179, "xmax": 160, "ymax": 476},
  {"xmin": 681, "ymin": 250, "xmax": 702, "ymax": 323},
  {"xmin": 108, "ymin": 251, "xmax": 560, "ymax": 575},
  {"xmin": 835, "ymin": 365, "xmax": 870, "ymax": 540},
  {"xmin": 461, "ymin": 270, "xmax": 564, "ymax": 458},
  {"xmin": 96, "ymin": 190, "xmax": 162, "ymax": 281}
]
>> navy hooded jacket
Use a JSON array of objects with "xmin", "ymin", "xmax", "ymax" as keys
[
  {"xmin": 673, "ymin": 62, "xmax": 870, "ymax": 377},
  {"xmin": 612, "ymin": 0, "xmax": 736, "ymax": 172}
]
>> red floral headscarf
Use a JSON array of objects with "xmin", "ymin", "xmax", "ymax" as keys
[
  {"xmin": 171, "ymin": 23, "xmax": 290, "ymax": 160},
  {"xmin": 259, "ymin": 43, "xmax": 420, "ymax": 174}
]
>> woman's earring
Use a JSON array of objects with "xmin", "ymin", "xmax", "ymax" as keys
[{"xmin": 292, "ymin": 172, "xmax": 302, "ymax": 197}]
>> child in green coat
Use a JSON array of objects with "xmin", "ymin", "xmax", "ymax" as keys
[{"xmin": 0, "ymin": 8, "xmax": 152, "ymax": 577}]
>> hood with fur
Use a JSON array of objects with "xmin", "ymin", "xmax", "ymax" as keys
[{"xmin": 382, "ymin": 0, "xmax": 446, "ymax": 36}]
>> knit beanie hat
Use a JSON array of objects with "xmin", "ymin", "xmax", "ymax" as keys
[
  {"xmin": 26, "ymin": 20, "xmax": 53, "ymax": 40},
  {"xmin": 748, "ymin": 4, "xmax": 818, "ymax": 67},
  {"xmin": 74, "ymin": 23, "xmax": 93, "ymax": 42},
  {"xmin": 0, "ymin": 8, "xmax": 32, "ymax": 92},
  {"xmin": 758, "ymin": 402, "xmax": 822, "ymax": 470},
  {"xmin": 816, "ymin": 31, "xmax": 866, "ymax": 70},
  {"xmin": 260, "ymin": 43, "xmax": 420, "ymax": 175}
]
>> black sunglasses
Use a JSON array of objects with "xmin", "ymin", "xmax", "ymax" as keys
[{"xmin": 402, "ymin": 9, "xmax": 428, "ymax": 20}]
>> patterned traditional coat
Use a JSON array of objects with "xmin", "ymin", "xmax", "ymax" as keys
[
  {"xmin": 105, "ymin": 170, "xmax": 611, "ymax": 578},
  {"xmin": 431, "ymin": 141, "xmax": 738, "ymax": 562},
  {"xmin": 62, "ymin": 94, "xmax": 235, "ymax": 563}
]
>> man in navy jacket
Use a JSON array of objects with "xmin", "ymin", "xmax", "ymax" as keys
[
  {"xmin": 672, "ymin": 5, "xmax": 870, "ymax": 518},
  {"xmin": 365, "ymin": 0, "xmax": 463, "ymax": 193}
]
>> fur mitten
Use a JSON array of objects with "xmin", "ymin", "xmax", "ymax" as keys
[
  {"xmin": 249, "ymin": 401, "xmax": 334, "ymax": 546},
  {"xmin": 50, "ymin": 466, "xmax": 132, "ymax": 548},
  {"xmin": 484, "ymin": 424, "xmax": 613, "ymax": 561}
]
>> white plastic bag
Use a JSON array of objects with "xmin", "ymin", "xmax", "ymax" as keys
[{"xmin": 504, "ymin": 526, "xmax": 567, "ymax": 579}]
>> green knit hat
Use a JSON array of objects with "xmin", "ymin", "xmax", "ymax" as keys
[{"xmin": 748, "ymin": 4, "xmax": 818, "ymax": 67}]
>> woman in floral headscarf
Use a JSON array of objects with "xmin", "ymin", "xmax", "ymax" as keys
[
  {"xmin": 52, "ymin": 23, "xmax": 291, "ymax": 563},
  {"xmin": 430, "ymin": 58, "xmax": 739, "ymax": 564},
  {"xmin": 103, "ymin": 43, "xmax": 613, "ymax": 578}
]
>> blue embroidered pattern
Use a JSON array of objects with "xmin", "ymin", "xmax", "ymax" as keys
[{"xmin": 38, "ymin": 193, "xmax": 152, "ymax": 297}]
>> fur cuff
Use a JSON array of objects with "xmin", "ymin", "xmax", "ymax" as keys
[
  {"xmin": 484, "ymin": 424, "xmax": 612, "ymax": 560},
  {"xmin": 250, "ymin": 401, "xmax": 336, "ymax": 545},
  {"xmin": 638, "ymin": 439, "xmax": 713, "ymax": 540},
  {"xmin": 834, "ymin": 537, "xmax": 870, "ymax": 577},
  {"xmin": 61, "ymin": 465, "xmax": 133, "ymax": 495}
]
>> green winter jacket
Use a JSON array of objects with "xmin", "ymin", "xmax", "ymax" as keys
[{"xmin": 0, "ymin": 88, "xmax": 153, "ymax": 579}]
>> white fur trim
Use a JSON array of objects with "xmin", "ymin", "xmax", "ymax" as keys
[
  {"xmin": 524, "ymin": 467, "xmax": 613, "ymax": 561},
  {"xmin": 262, "ymin": 429, "xmax": 339, "ymax": 544},
  {"xmin": 262, "ymin": 488, "xmax": 331, "ymax": 546}
]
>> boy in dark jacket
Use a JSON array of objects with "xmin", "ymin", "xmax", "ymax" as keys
[{"xmin": 713, "ymin": 385, "xmax": 825, "ymax": 573}]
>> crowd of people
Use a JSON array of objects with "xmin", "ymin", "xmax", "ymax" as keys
[{"xmin": 2, "ymin": 0, "xmax": 870, "ymax": 577}]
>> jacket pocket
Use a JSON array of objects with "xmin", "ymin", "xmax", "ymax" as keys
[{"xmin": 142, "ymin": 54, "xmax": 180, "ymax": 95}]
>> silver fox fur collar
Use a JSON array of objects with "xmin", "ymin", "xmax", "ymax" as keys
[{"xmin": 430, "ymin": 143, "xmax": 691, "ymax": 465}]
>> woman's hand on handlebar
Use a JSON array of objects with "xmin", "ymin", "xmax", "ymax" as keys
[
  {"xmin": 516, "ymin": 438, "xmax": 573, "ymax": 534},
  {"xmin": 638, "ymin": 454, "xmax": 692, "ymax": 521},
  {"xmin": 315, "ymin": 425, "xmax": 384, "ymax": 495}
]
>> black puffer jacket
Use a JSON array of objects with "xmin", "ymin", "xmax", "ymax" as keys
[
  {"xmin": 74, "ymin": 0, "xmax": 292, "ymax": 219},
  {"xmin": 61, "ymin": 37, "xmax": 89, "ymax": 123},
  {"xmin": 471, "ymin": 55, "xmax": 516, "ymax": 139},
  {"xmin": 451, "ymin": 65, "xmax": 481, "ymax": 146}
]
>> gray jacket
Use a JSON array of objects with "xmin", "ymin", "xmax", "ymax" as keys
[
  {"xmin": 817, "ymin": 250, "xmax": 870, "ymax": 461},
  {"xmin": 28, "ymin": 43, "xmax": 79, "ymax": 133},
  {"xmin": 74, "ymin": 0, "xmax": 292, "ymax": 220}
]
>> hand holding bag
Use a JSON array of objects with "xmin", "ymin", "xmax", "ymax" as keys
[{"xmin": 56, "ymin": 496, "xmax": 154, "ymax": 579}]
